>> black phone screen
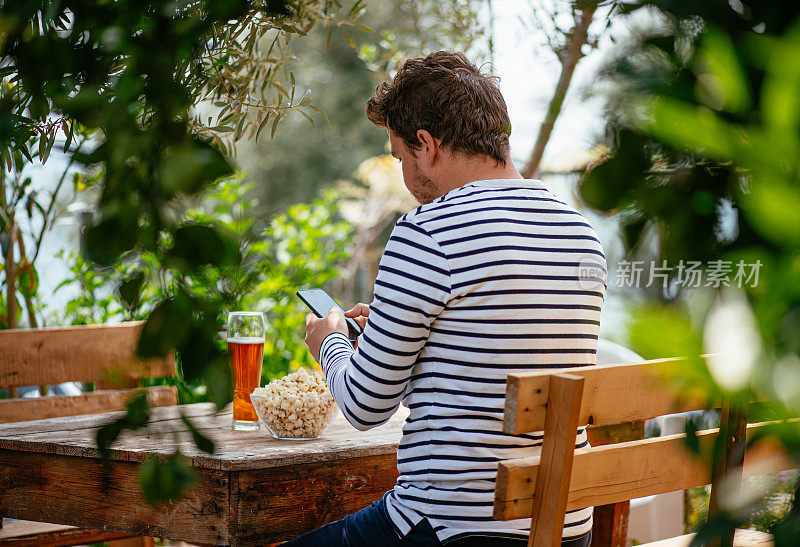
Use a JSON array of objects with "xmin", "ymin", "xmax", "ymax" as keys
[{"xmin": 296, "ymin": 288, "xmax": 363, "ymax": 341}]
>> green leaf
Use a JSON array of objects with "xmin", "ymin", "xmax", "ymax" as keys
[
  {"xmin": 17, "ymin": 266, "xmax": 38, "ymax": 299},
  {"xmin": 683, "ymin": 415, "xmax": 701, "ymax": 456},
  {"xmin": 180, "ymin": 414, "xmax": 215, "ymax": 454},
  {"xmin": 83, "ymin": 216, "xmax": 138, "ymax": 267},
  {"xmin": 351, "ymin": 22, "xmax": 374, "ymax": 33},
  {"xmin": 158, "ymin": 138, "xmax": 232, "ymax": 196},
  {"xmin": 203, "ymin": 358, "xmax": 234, "ymax": 409},
  {"xmin": 255, "ymin": 112, "xmax": 271, "ymax": 142},
  {"xmin": 342, "ymin": 29, "xmax": 357, "ymax": 50},
  {"xmin": 307, "ymin": 105, "xmax": 330, "ymax": 126},
  {"xmin": 297, "ymin": 109, "xmax": 315, "ymax": 127},
  {"xmin": 137, "ymin": 295, "xmax": 193, "ymax": 359},
  {"xmin": 178, "ymin": 329, "xmax": 222, "ymax": 384},
  {"xmin": 580, "ymin": 130, "xmax": 648, "ymax": 212},
  {"xmin": 96, "ymin": 420, "xmax": 124, "ymax": 459},
  {"xmin": 39, "ymin": 132, "xmax": 53, "ymax": 163},
  {"xmin": 696, "ymin": 27, "xmax": 751, "ymax": 114},
  {"xmin": 139, "ymin": 453, "xmax": 197, "ymax": 505},
  {"xmin": 2, "ymin": 147, "xmax": 12, "ymax": 171},
  {"xmin": 234, "ymin": 115, "xmax": 245, "ymax": 140},
  {"xmin": 117, "ymin": 271, "xmax": 145, "ymax": 312},
  {"xmin": 740, "ymin": 174, "xmax": 800, "ymax": 247},
  {"xmin": 167, "ymin": 224, "xmax": 239, "ymax": 271},
  {"xmin": 272, "ymin": 81, "xmax": 288, "ymax": 98},
  {"xmin": 627, "ymin": 304, "xmax": 704, "ymax": 362},
  {"xmin": 124, "ymin": 392, "xmax": 152, "ymax": 429},
  {"xmin": 745, "ymin": 32, "xmax": 800, "ymax": 136},
  {"xmin": 347, "ymin": 0, "xmax": 365, "ymax": 18},
  {"xmin": 639, "ymin": 97, "xmax": 732, "ymax": 157},
  {"xmin": 18, "ymin": 142, "xmax": 32, "ymax": 163},
  {"xmin": 270, "ymin": 113, "xmax": 281, "ymax": 139},
  {"xmin": 94, "ymin": 383, "xmax": 152, "ymax": 457}
]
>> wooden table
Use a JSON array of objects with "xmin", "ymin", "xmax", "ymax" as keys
[{"xmin": 0, "ymin": 403, "xmax": 406, "ymax": 546}]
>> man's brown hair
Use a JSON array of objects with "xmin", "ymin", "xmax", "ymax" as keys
[{"xmin": 366, "ymin": 51, "xmax": 511, "ymax": 164}]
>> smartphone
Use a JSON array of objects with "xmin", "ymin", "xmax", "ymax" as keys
[{"xmin": 296, "ymin": 288, "xmax": 363, "ymax": 342}]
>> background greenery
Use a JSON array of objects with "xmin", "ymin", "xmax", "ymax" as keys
[
  {"xmin": 235, "ymin": 0, "xmax": 487, "ymax": 215},
  {"xmin": 581, "ymin": 1, "xmax": 800, "ymax": 543}
]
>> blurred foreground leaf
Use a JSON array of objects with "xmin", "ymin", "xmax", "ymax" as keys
[
  {"xmin": 96, "ymin": 392, "xmax": 151, "ymax": 459},
  {"xmin": 140, "ymin": 453, "xmax": 197, "ymax": 505},
  {"xmin": 180, "ymin": 414, "xmax": 216, "ymax": 454}
]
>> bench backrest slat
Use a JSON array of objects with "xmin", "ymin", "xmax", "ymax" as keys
[
  {"xmin": 0, "ymin": 322, "xmax": 175, "ymax": 388},
  {"xmin": 494, "ymin": 420, "xmax": 794, "ymax": 521},
  {"xmin": 504, "ymin": 357, "xmax": 707, "ymax": 435},
  {"xmin": 0, "ymin": 386, "xmax": 177, "ymax": 423}
]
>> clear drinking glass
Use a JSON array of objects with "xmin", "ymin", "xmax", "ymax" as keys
[{"xmin": 226, "ymin": 311, "xmax": 266, "ymax": 431}]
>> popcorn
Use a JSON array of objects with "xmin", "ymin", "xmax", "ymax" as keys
[{"xmin": 251, "ymin": 368, "xmax": 339, "ymax": 439}]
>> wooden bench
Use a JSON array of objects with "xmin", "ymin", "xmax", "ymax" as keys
[
  {"xmin": 493, "ymin": 358, "xmax": 793, "ymax": 546},
  {"xmin": 0, "ymin": 322, "xmax": 176, "ymax": 546}
]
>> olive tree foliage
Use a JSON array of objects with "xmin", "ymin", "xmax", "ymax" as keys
[
  {"xmin": 356, "ymin": 0, "xmax": 488, "ymax": 74},
  {"xmin": 581, "ymin": 1, "xmax": 800, "ymax": 542},
  {"xmin": 0, "ymin": 0, "xmax": 371, "ymax": 501},
  {"xmin": 237, "ymin": 0, "xmax": 490, "ymax": 216},
  {"xmin": 188, "ymin": 1, "xmax": 376, "ymax": 155}
]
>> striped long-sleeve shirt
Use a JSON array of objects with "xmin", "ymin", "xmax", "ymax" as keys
[{"xmin": 319, "ymin": 178, "xmax": 606, "ymax": 543}]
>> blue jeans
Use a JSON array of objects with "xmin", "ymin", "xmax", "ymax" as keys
[{"xmin": 282, "ymin": 493, "xmax": 592, "ymax": 546}]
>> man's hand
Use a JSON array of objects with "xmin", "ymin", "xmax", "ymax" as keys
[
  {"xmin": 344, "ymin": 303, "xmax": 370, "ymax": 329},
  {"xmin": 305, "ymin": 307, "xmax": 348, "ymax": 363}
]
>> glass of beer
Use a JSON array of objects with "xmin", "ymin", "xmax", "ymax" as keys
[{"xmin": 227, "ymin": 311, "xmax": 266, "ymax": 431}]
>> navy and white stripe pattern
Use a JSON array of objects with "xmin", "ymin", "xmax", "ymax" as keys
[{"xmin": 319, "ymin": 179, "xmax": 606, "ymax": 543}]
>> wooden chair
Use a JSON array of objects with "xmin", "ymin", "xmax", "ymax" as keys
[
  {"xmin": 493, "ymin": 357, "xmax": 793, "ymax": 547},
  {"xmin": 0, "ymin": 322, "xmax": 176, "ymax": 546}
]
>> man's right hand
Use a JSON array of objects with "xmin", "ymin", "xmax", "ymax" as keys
[{"xmin": 345, "ymin": 303, "xmax": 370, "ymax": 330}]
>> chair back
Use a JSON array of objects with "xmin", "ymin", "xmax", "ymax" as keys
[
  {"xmin": 0, "ymin": 322, "xmax": 176, "ymax": 423},
  {"xmin": 493, "ymin": 358, "xmax": 794, "ymax": 546}
]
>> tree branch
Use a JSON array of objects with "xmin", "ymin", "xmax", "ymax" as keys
[
  {"xmin": 31, "ymin": 135, "xmax": 87, "ymax": 266},
  {"xmin": 15, "ymin": 230, "xmax": 37, "ymax": 327},
  {"xmin": 5, "ymin": 221, "xmax": 17, "ymax": 329},
  {"xmin": 520, "ymin": 1, "xmax": 598, "ymax": 179}
]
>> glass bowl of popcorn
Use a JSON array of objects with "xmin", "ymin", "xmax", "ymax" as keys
[{"xmin": 250, "ymin": 368, "xmax": 339, "ymax": 440}]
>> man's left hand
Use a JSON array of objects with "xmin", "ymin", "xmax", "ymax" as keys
[{"xmin": 305, "ymin": 307, "xmax": 349, "ymax": 363}]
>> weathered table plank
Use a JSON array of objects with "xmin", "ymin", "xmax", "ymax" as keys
[
  {"xmin": 0, "ymin": 403, "xmax": 405, "ymax": 471},
  {"xmin": 233, "ymin": 453, "xmax": 399, "ymax": 544},
  {"xmin": 0, "ymin": 519, "xmax": 139, "ymax": 546},
  {"xmin": 0, "ymin": 402, "xmax": 406, "ymax": 545},
  {"xmin": 0, "ymin": 450, "xmax": 230, "ymax": 545}
]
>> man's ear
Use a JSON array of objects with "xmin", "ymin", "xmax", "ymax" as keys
[{"xmin": 416, "ymin": 129, "xmax": 440, "ymax": 168}]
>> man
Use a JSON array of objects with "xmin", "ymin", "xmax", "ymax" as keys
[{"xmin": 294, "ymin": 51, "xmax": 605, "ymax": 546}]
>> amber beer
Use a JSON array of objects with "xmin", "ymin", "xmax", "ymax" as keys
[
  {"xmin": 226, "ymin": 311, "xmax": 266, "ymax": 431},
  {"xmin": 228, "ymin": 337, "xmax": 264, "ymax": 427}
]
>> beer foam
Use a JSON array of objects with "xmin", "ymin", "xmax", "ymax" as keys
[{"xmin": 227, "ymin": 336, "xmax": 264, "ymax": 344}]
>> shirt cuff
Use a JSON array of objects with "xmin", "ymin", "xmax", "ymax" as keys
[{"xmin": 319, "ymin": 332, "xmax": 354, "ymax": 372}]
